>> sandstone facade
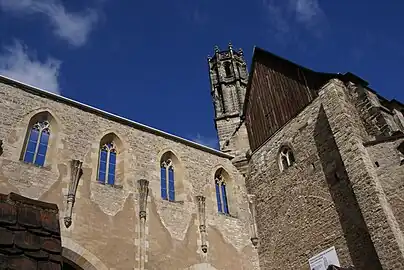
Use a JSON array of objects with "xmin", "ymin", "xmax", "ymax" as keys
[
  {"xmin": 0, "ymin": 76, "xmax": 259, "ymax": 269},
  {"xmin": 245, "ymin": 71, "xmax": 404, "ymax": 268}
]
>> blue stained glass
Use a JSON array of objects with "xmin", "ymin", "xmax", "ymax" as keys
[
  {"xmin": 107, "ymin": 171, "xmax": 115, "ymax": 185},
  {"xmin": 108, "ymin": 163, "xmax": 116, "ymax": 185},
  {"xmin": 168, "ymin": 167, "xmax": 175, "ymax": 201},
  {"xmin": 160, "ymin": 167, "xmax": 167, "ymax": 200},
  {"xmin": 221, "ymin": 184, "xmax": 229, "ymax": 214},
  {"xmin": 25, "ymin": 139, "xmax": 37, "ymax": 153},
  {"xmin": 26, "ymin": 140, "xmax": 37, "ymax": 153},
  {"xmin": 24, "ymin": 129, "xmax": 39, "ymax": 163},
  {"xmin": 98, "ymin": 172, "xmax": 106, "ymax": 182},
  {"xmin": 99, "ymin": 158, "xmax": 107, "ymax": 172},
  {"xmin": 40, "ymin": 131, "xmax": 49, "ymax": 144},
  {"xmin": 34, "ymin": 132, "xmax": 49, "ymax": 166},
  {"xmin": 107, "ymin": 151, "xmax": 116, "ymax": 185},
  {"xmin": 100, "ymin": 150, "xmax": 108, "ymax": 162},
  {"xmin": 23, "ymin": 151, "xmax": 35, "ymax": 163},
  {"xmin": 108, "ymin": 163, "xmax": 116, "ymax": 174},
  {"xmin": 37, "ymin": 143, "xmax": 47, "ymax": 156},
  {"xmin": 98, "ymin": 149, "xmax": 107, "ymax": 182},
  {"xmin": 215, "ymin": 182, "xmax": 222, "ymax": 213},
  {"xmin": 29, "ymin": 129, "xmax": 39, "ymax": 142},
  {"xmin": 109, "ymin": 152, "xmax": 116, "ymax": 164},
  {"xmin": 35, "ymin": 154, "xmax": 45, "ymax": 167},
  {"xmin": 37, "ymin": 132, "xmax": 49, "ymax": 154}
]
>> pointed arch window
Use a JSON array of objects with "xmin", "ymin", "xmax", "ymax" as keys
[
  {"xmin": 215, "ymin": 173, "xmax": 229, "ymax": 214},
  {"xmin": 279, "ymin": 146, "xmax": 295, "ymax": 172},
  {"xmin": 23, "ymin": 120, "xmax": 50, "ymax": 167},
  {"xmin": 98, "ymin": 142, "xmax": 117, "ymax": 185},
  {"xmin": 161, "ymin": 159, "xmax": 175, "ymax": 201}
]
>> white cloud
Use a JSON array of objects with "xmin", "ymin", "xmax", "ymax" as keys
[
  {"xmin": 293, "ymin": 0, "xmax": 325, "ymax": 27},
  {"xmin": 0, "ymin": 0, "xmax": 98, "ymax": 46},
  {"xmin": 192, "ymin": 133, "xmax": 219, "ymax": 149},
  {"xmin": 0, "ymin": 41, "xmax": 61, "ymax": 94},
  {"xmin": 265, "ymin": 0, "xmax": 290, "ymax": 35},
  {"xmin": 263, "ymin": 0, "xmax": 325, "ymax": 38}
]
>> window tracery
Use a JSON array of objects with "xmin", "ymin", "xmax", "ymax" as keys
[
  {"xmin": 279, "ymin": 146, "xmax": 295, "ymax": 172},
  {"xmin": 98, "ymin": 141, "xmax": 117, "ymax": 185},
  {"xmin": 161, "ymin": 158, "xmax": 175, "ymax": 201},
  {"xmin": 23, "ymin": 120, "xmax": 50, "ymax": 167}
]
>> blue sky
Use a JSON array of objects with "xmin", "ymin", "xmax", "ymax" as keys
[{"xmin": 0, "ymin": 0, "xmax": 403, "ymax": 149}]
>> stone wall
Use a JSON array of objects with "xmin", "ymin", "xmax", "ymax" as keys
[
  {"xmin": 0, "ymin": 80, "xmax": 259, "ymax": 270},
  {"xmin": 318, "ymin": 80, "xmax": 404, "ymax": 269},
  {"xmin": 246, "ymin": 96, "xmax": 354, "ymax": 269},
  {"xmin": 346, "ymin": 83, "xmax": 404, "ymax": 139},
  {"xmin": 246, "ymin": 79, "xmax": 404, "ymax": 269},
  {"xmin": 365, "ymin": 138, "xmax": 404, "ymax": 236}
]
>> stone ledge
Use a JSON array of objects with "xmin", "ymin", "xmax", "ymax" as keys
[
  {"xmin": 363, "ymin": 133, "xmax": 404, "ymax": 147},
  {"xmin": 20, "ymin": 160, "xmax": 52, "ymax": 171}
]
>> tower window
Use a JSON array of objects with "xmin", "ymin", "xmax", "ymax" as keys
[
  {"xmin": 279, "ymin": 146, "xmax": 295, "ymax": 172},
  {"xmin": 23, "ymin": 120, "xmax": 50, "ymax": 167},
  {"xmin": 161, "ymin": 158, "xmax": 175, "ymax": 201},
  {"xmin": 98, "ymin": 141, "xmax": 117, "ymax": 185},
  {"xmin": 224, "ymin": 62, "xmax": 232, "ymax": 77},
  {"xmin": 215, "ymin": 171, "xmax": 229, "ymax": 214}
]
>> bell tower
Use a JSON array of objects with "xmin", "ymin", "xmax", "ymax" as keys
[{"xmin": 208, "ymin": 42, "xmax": 250, "ymax": 165}]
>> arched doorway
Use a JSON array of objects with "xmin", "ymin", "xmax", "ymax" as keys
[{"xmin": 62, "ymin": 237, "xmax": 108, "ymax": 270}]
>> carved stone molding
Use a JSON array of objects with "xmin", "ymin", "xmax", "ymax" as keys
[
  {"xmin": 137, "ymin": 179, "xmax": 149, "ymax": 270},
  {"xmin": 196, "ymin": 195, "xmax": 207, "ymax": 253},
  {"xmin": 247, "ymin": 194, "xmax": 259, "ymax": 248},
  {"xmin": 64, "ymin": 159, "xmax": 83, "ymax": 228},
  {"xmin": 138, "ymin": 179, "xmax": 149, "ymax": 220},
  {"xmin": 0, "ymin": 140, "xmax": 3, "ymax": 156}
]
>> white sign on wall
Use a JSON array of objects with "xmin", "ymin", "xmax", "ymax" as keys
[{"xmin": 308, "ymin": 246, "xmax": 340, "ymax": 270}]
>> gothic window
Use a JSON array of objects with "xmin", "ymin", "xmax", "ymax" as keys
[
  {"xmin": 215, "ymin": 170, "xmax": 229, "ymax": 214},
  {"xmin": 23, "ymin": 120, "xmax": 50, "ymax": 166},
  {"xmin": 161, "ymin": 158, "xmax": 175, "ymax": 201},
  {"xmin": 224, "ymin": 62, "xmax": 232, "ymax": 77},
  {"xmin": 98, "ymin": 141, "xmax": 117, "ymax": 185},
  {"xmin": 279, "ymin": 146, "xmax": 295, "ymax": 172}
]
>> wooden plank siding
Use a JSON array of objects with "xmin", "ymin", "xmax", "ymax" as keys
[{"xmin": 245, "ymin": 48, "xmax": 335, "ymax": 152}]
